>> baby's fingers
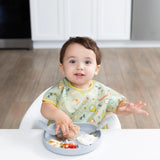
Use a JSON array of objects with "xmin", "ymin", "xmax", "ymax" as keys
[
  {"xmin": 60, "ymin": 125, "xmax": 68, "ymax": 136},
  {"xmin": 136, "ymin": 109, "xmax": 149, "ymax": 116},
  {"xmin": 69, "ymin": 124, "xmax": 77, "ymax": 134},
  {"xmin": 55, "ymin": 124, "xmax": 69, "ymax": 136},
  {"xmin": 134, "ymin": 101, "xmax": 149, "ymax": 115},
  {"xmin": 135, "ymin": 101, "xmax": 146, "ymax": 108},
  {"xmin": 55, "ymin": 124, "xmax": 60, "ymax": 135}
]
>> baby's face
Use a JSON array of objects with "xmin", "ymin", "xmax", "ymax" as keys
[{"xmin": 59, "ymin": 43, "xmax": 100, "ymax": 89}]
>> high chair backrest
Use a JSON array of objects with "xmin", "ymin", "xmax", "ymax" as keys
[{"xmin": 19, "ymin": 87, "xmax": 51, "ymax": 129}]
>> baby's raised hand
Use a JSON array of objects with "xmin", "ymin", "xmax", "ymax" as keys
[{"xmin": 115, "ymin": 101, "xmax": 149, "ymax": 116}]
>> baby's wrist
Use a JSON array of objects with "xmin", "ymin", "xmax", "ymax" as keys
[{"xmin": 118, "ymin": 100, "xmax": 127, "ymax": 108}]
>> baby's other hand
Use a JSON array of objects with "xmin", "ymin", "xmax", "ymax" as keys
[{"xmin": 115, "ymin": 101, "xmax": 149, "ymax": 116}]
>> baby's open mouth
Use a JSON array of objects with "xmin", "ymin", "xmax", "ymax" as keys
[{"xmin": 74, "ymin": 73, "xmax": 85, "ymax": 76}]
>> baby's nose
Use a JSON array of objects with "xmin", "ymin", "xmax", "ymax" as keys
[{"xmin": 76, "ymin": 62, "xmax": 84, "ymax": 70}]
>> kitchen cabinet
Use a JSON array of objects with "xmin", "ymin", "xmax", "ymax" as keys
[
  {"xmin": 30, "ymin": 0, "xmax": 65, "ymax": 40},
  {"xmin": 97, "ymin": 0, "xmax": 131, "ymax": 40},
  {"xmin": 30, "ymin": 0, "xmax": 131, "ymax": 41}
]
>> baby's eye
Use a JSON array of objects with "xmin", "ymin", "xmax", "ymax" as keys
[
  {"xmin": 85, "ymin": 60, "xmax": 91, "ymax": 64},
  {"xmin": 69, "ymin": 60, "xmax": 76, "ymax": 63}
]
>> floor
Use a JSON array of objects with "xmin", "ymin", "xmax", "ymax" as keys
[{"xmin": 0, "ymin": 48, "xmax": 160, "ymax": 129}]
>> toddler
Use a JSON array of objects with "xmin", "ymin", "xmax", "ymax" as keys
[{"xmin": 41, "ymin": 37, "xmax": 148, "ymax": 137}]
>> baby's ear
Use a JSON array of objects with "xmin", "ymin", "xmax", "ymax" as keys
[
  {"xmin": 59, "ymin": 63, "xmax": 65, "ymax": 75},
  {"xmin": 95, "ymin": 65, "xmax": 100, "ymax": 75}
]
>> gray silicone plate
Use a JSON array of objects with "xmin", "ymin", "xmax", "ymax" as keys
[{"xmin": 42, "ymin": 122, "xmax": 101, "ymax": 156}]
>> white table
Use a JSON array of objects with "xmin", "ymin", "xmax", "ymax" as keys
[{"xmin": 0, "ymin": 129, "xmax": 160, "ymax": 160}]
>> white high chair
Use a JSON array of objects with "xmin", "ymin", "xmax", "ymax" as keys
[
  {"xmin": 19, "ymin": 87, "xmax": 51, "ymax": 129},
  {"xmin": 19, "ymin": 87, "xmax": 121, "ymax": 129}
]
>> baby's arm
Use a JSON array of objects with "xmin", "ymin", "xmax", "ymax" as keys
[
  {"xmin": 41, "ymin": 101, "xmax": 76, "ymax": 136},
  {"xmin": 114, "ymin": 101, "xmax": 149, "ymax": 116}
]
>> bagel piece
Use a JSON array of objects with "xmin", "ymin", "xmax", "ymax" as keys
[{"xmin": 56, "ymin": 124, "xmax": 80, "ymax": 140}]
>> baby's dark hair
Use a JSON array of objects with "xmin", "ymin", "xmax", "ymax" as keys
[{"xmin": 60, "ymin": 37, "xmax": 102, "ymax": 65}]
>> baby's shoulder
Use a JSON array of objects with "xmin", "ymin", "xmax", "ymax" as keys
[
  {"xmin": 47, "ymin": 78, "xmax": 68, "ymax": 92},
  {"xmin": 93, "ymin": 80, "xmax": 111, "ymax": 91}
]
